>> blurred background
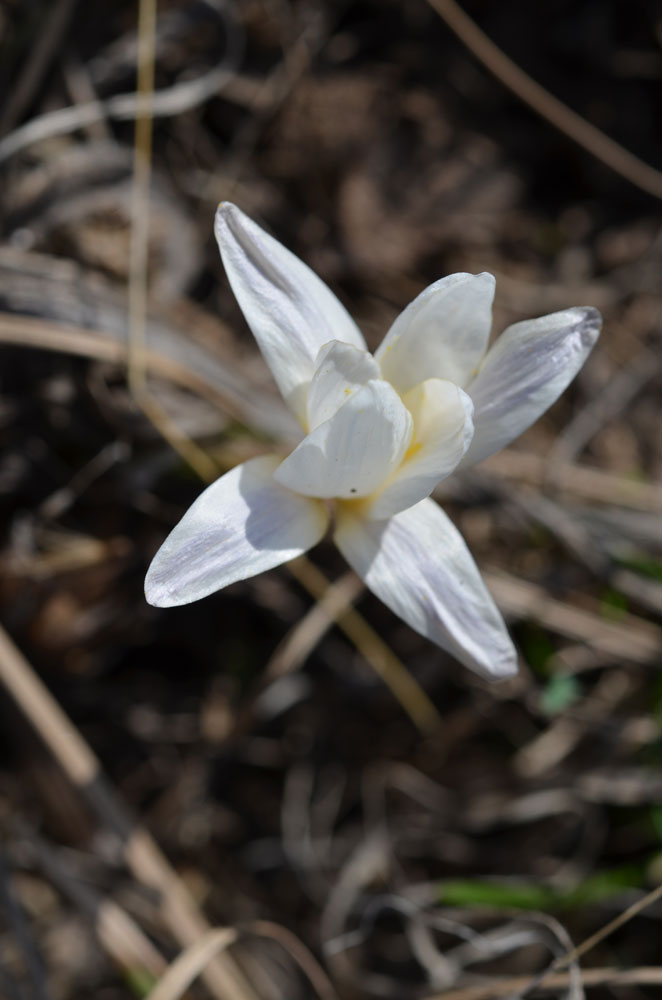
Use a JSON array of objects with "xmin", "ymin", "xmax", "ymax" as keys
[{"xmin": 0, "ymin": 1, "xmax": 661, "ymax": 997}]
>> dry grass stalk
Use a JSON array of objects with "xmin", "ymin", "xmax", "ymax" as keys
[
  {"xmin": 288, "ymin": 557, "xmax": 443, "ymax": 735},
  {"xmin": 426, "ymin": 0, "xmax": 662, "ymax": 198},
  {"xmin": 0, "ymin": 623, "xmax": 257, "ymax": 1000}
]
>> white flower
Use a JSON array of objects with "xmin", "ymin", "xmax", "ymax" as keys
[{"xmin": 145, "ymin": 203, "xmax": 601, "ymax": 679}]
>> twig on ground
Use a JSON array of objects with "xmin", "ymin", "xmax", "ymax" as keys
[
  {"xmin": 266, "ymin": 571, "xmax": 365, "ymax": 679},
  {"xmin": 144, "ymin": 928, "xmax": 239, "ymax": 1000},
  {"xmin": 0, "ymin": 849, "xmax": 50, "ymax": 1000},
  {"xmin": 468, "ymin": 471, "xmax": 662, "ymax": 612},
  {"xmin": 484, "ymin": 880, "xmax": 662, "ymax": 1000},
  {"xmin": 0, "ymin": 0, "xmax": 78, "ymax": 134},
  {"xmin": 21, "ymin": 829, "xmax": 166, "ymax": 982},
  {"xmin": 61, "ymin": 52, "xmax": 113, "ymax": 142},
  {"xmin": 217, "ymin": 571, "xmax": 365, "ymax": 747},
  {"xmin": 248, "ymin": 921, "xmax": 339, "ymax": 1000},
  {"xmin": 484, "ymin": 569, "xmax": 662, "ymax": 663},
  {"xmin": 546, "ymin": 346, "xmax": 657, "ymax": 477},
  {"xmin": 459, "ymin": 450, "xmax": 662, "ymax": 512},
  {"xmin": 551, "ymin": 881, "xmax": 662, "ymax": 975},
  {"xmin": 425, "ymin": 854, "xmax": 662, "ymax": 1000},
  {"xmin": 0, "ymin": 623, "xmax": 258, "ymax": 1000},
  {"xmin": 425, "ymin": 0, "xmax": 662, "ymax": 198},
  {"xmin": 0, "ymin": 311, "xmax": 273, "ymax": 432},
  {"xmin": 217, "ymin": 5, "xmax": 330, "ymax": 200},
  {"xmin": 0, "ymin": 1, "xmax": 244, "ymax": 163},
  {"xmin": 127, "ymin": 0, "xmax": 219, "ymax": 484},
  {"xmin": 146, "ymin": 921, "xmax": 339, "ymax": 1000},
  {"xmin": 514, "ymin": 669, "xmax": 636, "ymax": 778},
  {"xmin": 424, "ymin": 965, "xmax": 662, "ymax": 999},
  {"xmin": 287, "ymin": 557, "xmax": 443, "ymax": 735}
]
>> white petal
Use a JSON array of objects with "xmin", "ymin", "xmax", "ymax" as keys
[
  {"xmin": 274, "ymin": 380, "xmax": 412, "ymax": 499},
  {"xmin": 368, "ymin": 379, "xmax": 474, "ymax": 519},
  {"xmin": 145, "ymin": 456, "xmax": 328, "ymax": 606},
  {"xmin": 307, "ymin": 340, "xmax": 381, "ymax": 431},
  {"xmin": 375, "ymin": 273, "xmax": 495, "ymax": 394},
  {"xmin": 334, "ymin": 499, "xmax": 517, "ymax": 678},
  {"xmin": 215, "ymin": 203, "xmax": 366, "ymax": 424},
  {"xmin": 460, "ymin": 307, "xmax": 602, "ymax": 467}
]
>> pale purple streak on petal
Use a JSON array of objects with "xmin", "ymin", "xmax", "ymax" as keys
[
  {"xmin": 461, "ymin": 306, "xmax": 601, "ymax": 467},
  {"xmin": 215, "ymin": 203, "xmax": 366, "ymax": 424},
  {"xmin": 145, "ymin": 456, "xmax": 328, "ymax": 606},
  {"xmin": 335, "ymin": 498, "xmax": 518, "ymax": 678}
]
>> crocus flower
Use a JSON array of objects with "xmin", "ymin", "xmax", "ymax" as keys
[{"xmin": 145, "ymin": 204, "xmax": 601, "ymax": 678}]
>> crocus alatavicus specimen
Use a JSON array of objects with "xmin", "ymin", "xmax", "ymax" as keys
[{"xmin": 145, "ymin": 204, "xmax": 601, "ymax": 678}]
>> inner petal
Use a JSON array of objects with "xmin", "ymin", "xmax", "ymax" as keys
[
  {"xmin": 306, "ymin": 341, "xmax": 381, "ymax": 431},
  {"xmin": 375, "ymin": 272, "xmax": 495, "ymax": 394},
  {"xmin": 274, "ymin": 379, "xmax": 412, "ymax": 499},
  {"xmin": 367, "ymin": 378, "xmax": 474, "ymax": 519}
]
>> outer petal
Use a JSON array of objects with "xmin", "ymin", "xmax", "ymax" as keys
[
  {"xmin": 367, "ymin": 379, "xmax": 474, "ymax": 519},
  {"xmin": 274, "ymin": 380, "xmax": 412, "ymax": 499},
  {"xmin": 145, "ymin": 456, "xmax": 328, "ymax": 606},
  {"xmin": 215, "ymin": 203, "xmax": 366, "ymax": 424},
  {"xmin": 375, "ymin": 273, "xmax": 495, "ymax": 394},
  {"xmin": 460, "ymin": 307, "xmax": 602, "ymax": 468},
  {"xmin": 335, "ymin": 499, "xmax": 517, "ymax": 677},
  {"xmin": 307, "ymin": 341, "xmax": 381, "ymax": 431}
]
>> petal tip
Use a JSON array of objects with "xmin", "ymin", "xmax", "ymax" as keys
[
  {"xmin": 454, "ymin": 627, "xmax": 519, "ymax": 680},
  {"xmin": 215, "ymin": 199, "xmax": 238, "ymax": 217},
  {"xmin": 575, "ymin": 305, "xmax": 602, "ymax": 346},
  {"xmin": 489, "ymin": 647, "xmax": 520, "ymax": 680},
  {"xmin": 214, "ymin": 201, "xmax": 244, "ymax": 243},
  {"xmin": 144, "ymin": 578, "xmax": 172, "ymax": 609},
  {"xmin": 144, "ymin": 566, "xmax": 184, "ymax": 608}
]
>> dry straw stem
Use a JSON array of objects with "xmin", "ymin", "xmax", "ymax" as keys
[
  {"xmin": 127, "ymin": 0, "xmax": 220, "ymax": 484},
  {"xmin": 146, "ymin": 921, "xmax": 339, "ymax": 1000},
  {"xmin": 0, "ymin": 311, "xmax": 252, "ymax": 426},
  {"xmin": 514, "ymin": 668, "xmax": 636, "ymax": 778},
  {"xmin": 0, "ymin": 0, "xmax": 78, "ymax": 133},
  {"xmin": 219, "ymin": 571, "xmax": 366, "ymax": 747},
  {"xmin": 287, "ymin": 557, "xmax": 443, "ymax": 735},
  {"xmin": 145, "ymin": 928, "xmax": 239, "ymax": 1000},
  {"xmin": 26, "ymin": 828, "xmax": 166, "ymax": 980},
  {"xmin": 426, "ymin": 881, "xmax": 662, "ymax": 999},
  {"xmin": 0, "ymin": 1, "xmax": 243, "ymax": 163},
  {"xmin": 425, "ymin": 965, "xmax": 662, "ymax": 999},
  {"xmin": 267, "ymin": 570, "xmax": 366, "ymax": 679},
  {"xmin": 457, "ymin": 449, "xmax": 662, "ymax": 512},
  {"xmin": 484, "ymin": 570, "xmax": 662, "ymax": 665},
  {"xmin": 426, "ymin": 0, "xmax": 662, "ymax": 199},
  {"xmin": 545, "ymin": 347, "xmax": 658, "ymax": 475},
  {"xmin": 0, "ymin": 623, "xmax": 257, "ymax": 1000},
  {"xmin": 126, "ymin": 0, "xmax": 155, "ymax": 401},
  {"xmin": 551, "ymin": 879, "xmax": 662, "ymax": 974}
]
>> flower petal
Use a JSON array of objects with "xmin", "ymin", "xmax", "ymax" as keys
[
  {"xmin": 274, "ymin": 380, "xmax": 412, "ymax": 499},
  {"xmin": 215, "ymin": 203, "xmax": 366, "ymax": 424},
  {"xmin": 145, "ymin": 456, "xmax": 328, "ymax": 606},
  {"xmin": 307, "ymin": 340, "xmax": 381, "ymax": 431},
  {"xmin": 334, "ymin": 498, "xmax": 517, "ymax": 678},
  {"xmin": 368, "ymin": 379, "xmax": 474, "ymax": 519},
  {"xmin": 375, "ymin": 273, "xmax": 495, "ymax": 394},
  {"xmin": 460, "ymin": 306, "xmax": 602, "ymax": 467}
]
